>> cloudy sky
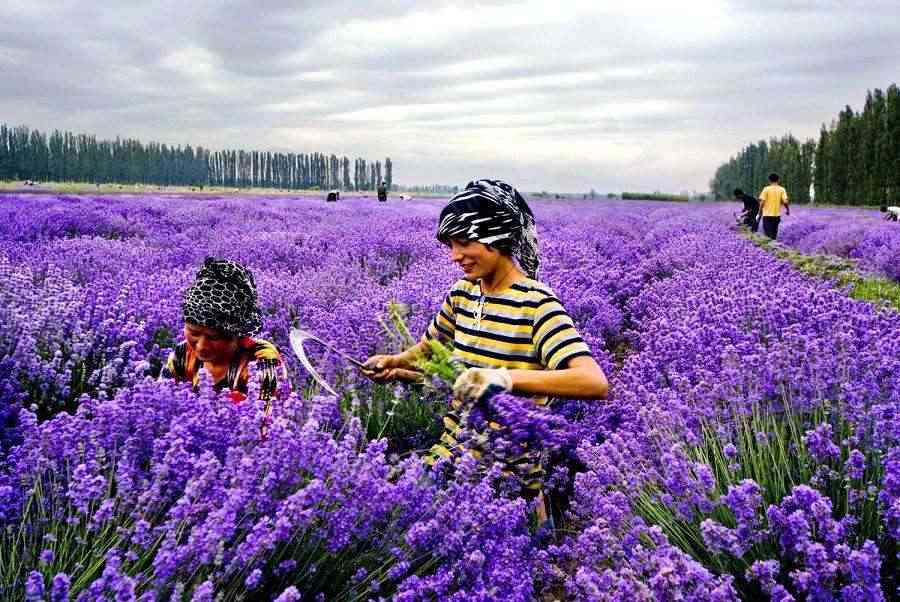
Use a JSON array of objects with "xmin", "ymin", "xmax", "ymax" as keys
[{"xmin": 2, "ymin": 1, "xmax": 899, "ymax": 192}]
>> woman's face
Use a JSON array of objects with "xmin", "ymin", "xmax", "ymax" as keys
[
  {"xmin": 448, "ymin": 238, "xmax": 502, "ymax": 281},
  {"xmin": 184, "ymin": 322, "xmax": 239, "ymax": 363}
]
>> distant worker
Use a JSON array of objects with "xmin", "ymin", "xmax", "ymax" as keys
[
  {"xmin": 377, "ymin": 181, "xmax": 388, "ymax": 202},
  {"xmin": 881, "ymin": 205, "xmax": 900, "ymax": 222},
  {"xmin": 733, "ymin": 187, "xmax": 759, "ymax": 232},
  {"xmin": 757, "ymin": 173, "xmax": 790, "ymax": 240}
]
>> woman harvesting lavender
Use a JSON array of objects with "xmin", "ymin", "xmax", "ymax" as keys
[
  {"xmin": 161, "ymin": 257, "xmax": 288, "ymax": 404},
  {"xmin": 364, "ymin": 179, "xmax": 608, "ymax": 496}
]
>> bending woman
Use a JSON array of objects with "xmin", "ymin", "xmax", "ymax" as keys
[
  {"xmin": 162, "ymin": 257, "xmax": 288, "ymax": 404},
  {"xmin": 365, "ymin": 179, "xmax": 608, "ymax": 489}
]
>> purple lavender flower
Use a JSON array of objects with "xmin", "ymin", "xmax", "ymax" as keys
[
  {"xmin": 273, "ymin": 586, "xmax": 302, "ymax": 601},
  {"xmin": 723, "ymin": 443, "xmax": 738, "ymax": 459},
  {"xmin": 50, "ymin": 573, "xmax": 71, "ymax": 602},
  {"xmin": 25, "ymin": 571, "xmax": 44, "ymax": 601},
  {"xmin": 846, "ymin": 449, "xmax": 866, "ymax": 480},
  {"xmin": 747, "ymin": 559, "xmax": 781, "ymax": 593},
  {"xmin": 244, "ymin": 568, "xmax": 263, "ymax": 589},
  {"xmin": 190, "ymin": 580, "xmax": 215, "ymax": 601},
  {"xmin": 803, "ymin": 422, "xmax": 841, "ymax": 463}
]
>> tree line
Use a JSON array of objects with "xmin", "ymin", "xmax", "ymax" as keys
[
  {"xmin": 0, "ymin": 123, "xmax": 393, "ymax": 191},
  {"xmin": 711, "ymin": 83, "xmax": 900, "ymax": 205},
  {"xmin": 621, "ymin": 192, "xmax": 689, "ymax": 202},
  {"xmin": 710, "ymin": 134, "xmax": 815, "ymax": 203}
]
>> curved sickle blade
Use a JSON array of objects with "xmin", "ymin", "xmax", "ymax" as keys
[
  {"xmin": 290, "ymin": 328, "xmax": 368, "ymax": 370},
  {"xmin": 289, "ymin": 328, "xmax": 339, "ymax": 397}
]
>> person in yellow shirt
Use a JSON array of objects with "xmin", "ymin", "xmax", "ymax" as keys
[{"xmin": 757, "ymin": 173, "xmax": 790, "ymax": 239}]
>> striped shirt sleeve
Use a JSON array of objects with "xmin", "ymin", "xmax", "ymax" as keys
[
  {"xmin": 425, "ymin": 290, "xmax": 456, "ymax": 343},
  {"xmin": 532, "ymin": 294, "xmax": 591, "ymax": 370}
]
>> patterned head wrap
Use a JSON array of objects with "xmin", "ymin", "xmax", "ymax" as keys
[
  {"xmin": 437, "ymin": 179, "xmax": 540, "ymax": 278},
  {"xmin": 182, "ymin": 257, "xmax": 262, "ymax": 338}
]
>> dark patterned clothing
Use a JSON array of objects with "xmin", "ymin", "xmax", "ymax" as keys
[
  {"xmin": 437, "ymin": 179, "xmax": 541, "ymax": 279},
  {"xmin": 161, "ymin": 338, "xmax": 288, "ymax": 402},
  {"xmin": 183, "ymin": 258, "xmax": 262, "ymax": 338},
  {"xmin": 762, "ymin": 216, "xmax": 781, "ymax": 240},
  {"xmin": 738, "ymin": 193, "xmax": 760, "ymax": 232}
]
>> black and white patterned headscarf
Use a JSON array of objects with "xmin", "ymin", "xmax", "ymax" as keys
[
  {"xmin": 437, "ymin": 179, "xmax": 540, "ymax": 278},
  {"xmin": 182, "ymin": 257, "xmax": 262, "ymax": 338}
]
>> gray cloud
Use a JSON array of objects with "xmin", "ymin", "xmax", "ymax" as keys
[{"xmin": 1, "ymin": 0, "xmax": 899, "ymax": 192}]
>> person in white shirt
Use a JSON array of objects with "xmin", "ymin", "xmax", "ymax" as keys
[{"xmin": 880, "ymin": 205, "xmax": 900, "ymax": 222}]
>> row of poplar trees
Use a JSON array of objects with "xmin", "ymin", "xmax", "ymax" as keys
[
  {"xmin": 710, "ymin": 83, "xmax": 900, "ymax": 205},
  {"xmin": 207, "ymin": 151, "xmax": 391, "ymax": 191},
  {"xmin": 0, "ymin": 123, "xmax": 393, "ymax": 191}
]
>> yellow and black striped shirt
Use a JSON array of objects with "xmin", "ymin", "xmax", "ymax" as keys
[
  {"xmin": 424, "ymin": 278, "xmax": 591, "ymax": 487},
  {"xmin": 424, "ymin": 277, "xmax": 591, "ymax": 371}
]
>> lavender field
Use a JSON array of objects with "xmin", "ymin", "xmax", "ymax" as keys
[
  {"xmin": 1, "ymin": 194, "xmax": 899, "ymax": 601},
  {"xmin": 777, "ymin": 207, "xmax": 900, "ymax": 282}
]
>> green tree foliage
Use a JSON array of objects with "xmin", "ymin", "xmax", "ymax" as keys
[
  {"xmin": 799, "ymin": 138, "xmax": 816, "ymax": 204},
  {"xmin": 0, "ymin": 123, "xmax": 387, "ymax": 191},
  {"xmin": 621, "ymin": 192, "xmax": 688, "ymax": 202},
  {"xmin": 354, "ymin": 158, "xmax": 368, "ymax": 191},
  {"xmin": 711, "ymin": 83, "xmax": 900, "ymax": 205},
  {"xmin": 885, "ymin": 84, "xmax": 900, "ymax": 202},
  {"xmin": 342, "ymin": 156, "xmax": 351, "ymax": 190},
  {"xmin": 710, "ymin": 134, "xmax": 814, "ymax": 203},
  {"xmin": 814, "ymin": 124, "xmax": 831, "ymax": 203}
]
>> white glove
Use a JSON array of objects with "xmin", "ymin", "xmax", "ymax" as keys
[{"xmin": 453, "ymin": 367, "xmax": 513, "ymax": 401}]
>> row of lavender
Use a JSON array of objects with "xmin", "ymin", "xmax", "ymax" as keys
[
  {"xmin": 776, "ymin": 206, "xmax": 900, "ymax": 281},
  {"xmin": 1, "ymin": 194, "xmax": 898, "ymax": 599},
  {"xmin": 562, "ymin": 217, "xmax": 899, "ymax": 599}
]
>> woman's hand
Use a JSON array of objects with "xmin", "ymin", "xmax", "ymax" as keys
[{"xmin": 363, "ymin": 354, "xmax": 423, "ymax": 383}]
